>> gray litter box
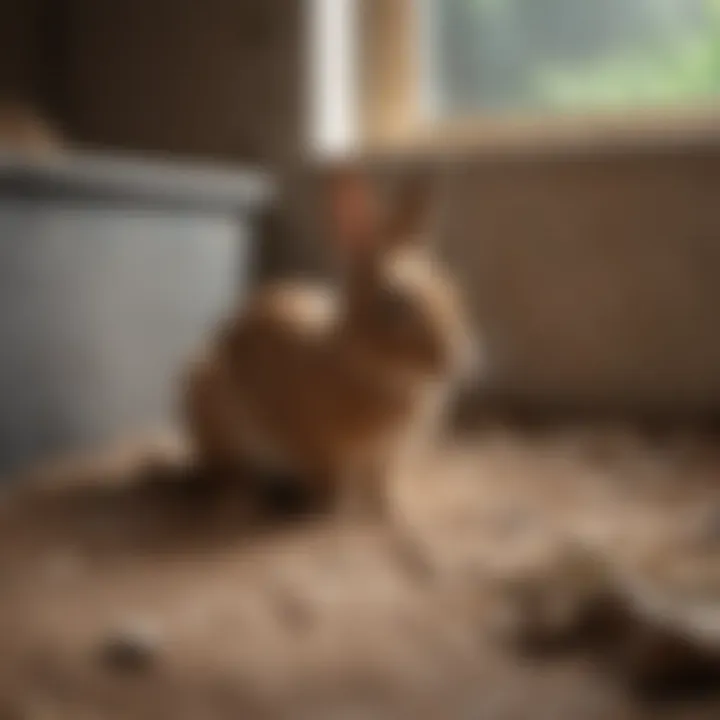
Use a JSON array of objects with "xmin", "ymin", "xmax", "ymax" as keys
[{"xmin": 0, "ymin": 151, "xmax": 273, "ymax": 478}]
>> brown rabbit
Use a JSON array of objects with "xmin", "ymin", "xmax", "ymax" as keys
[{"xmin": 183, "ymin": 168, "xmax": 479, "ymax": 518}]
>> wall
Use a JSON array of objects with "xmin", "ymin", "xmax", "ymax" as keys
[
  {"xmin": 0, "ymin": 0, "xmax": 45, "ymax": 104},
  {"xmin": 0, "ymin": 0, "xmax": 301, "ymax": 162},
  {"xmin": 445, "ymin": 144, "xmax": 720, "ymax": 412},
  {"xmin": 61, "ymin": 0, "xmax": 302, "ymax": 164}
]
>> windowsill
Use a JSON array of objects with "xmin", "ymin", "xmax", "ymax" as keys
[{"xmin": 360, "ymin": 102, "xmax": 720, "ymax": 162}]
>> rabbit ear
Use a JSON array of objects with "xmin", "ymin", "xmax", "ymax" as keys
[
  {"xmin": 385, "ymin": 173, "xmax": 436, "ymax": 246},
  {"xmin": 325, "ymin": 167, "xmax": 382, "ymax": 256}
]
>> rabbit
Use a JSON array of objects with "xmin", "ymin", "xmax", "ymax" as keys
[{"xmin": 183, "ymin": 167, "xmax": 480, "ymax": 519}]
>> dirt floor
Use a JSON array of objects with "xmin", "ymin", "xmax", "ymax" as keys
[{"xmin": 3, "ymin": 422, "xmax": 720, "ymax": 719}]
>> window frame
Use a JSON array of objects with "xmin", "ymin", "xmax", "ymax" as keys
[{"xmin": 357, "ymin": 0, "xmax": 720, "ymax": 156}]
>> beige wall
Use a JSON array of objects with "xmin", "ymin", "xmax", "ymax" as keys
[{"xmin": 445, "ymin": 146, "xmax": 720, "ymax": 411}]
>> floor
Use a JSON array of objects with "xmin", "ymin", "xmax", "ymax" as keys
[{"xmin": 2, "ymin": 423, "xmax": 720, "ymax": 719}]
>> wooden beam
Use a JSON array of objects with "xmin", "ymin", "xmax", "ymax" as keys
[{"xmin": 358, "ymin": 0, "xmax": 423, "ymax": 149}]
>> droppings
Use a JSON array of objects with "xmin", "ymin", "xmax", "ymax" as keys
[
  {"xmin": 611, "ymin": 621, "xmax": 720, "ymax": 703},
  {"xmin": 98, "ymin": 620, "xmax": 161, "ymax": 674}
]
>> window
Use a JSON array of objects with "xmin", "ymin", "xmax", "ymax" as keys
[
  {"xmin": 307, "ymin": 0, "xmax": 360, "ymax": 157},
  {"xmin": 308, "ymin": 0, "xmax": 720, "ymax": 155},
  {"xmin": 423, "ymin": 0, "xmax": 720, "ymax": 120}
]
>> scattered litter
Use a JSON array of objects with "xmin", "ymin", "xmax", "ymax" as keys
[{"xmin": 491, "ymin": 536, "xmax": 720, "ymax": 702}]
